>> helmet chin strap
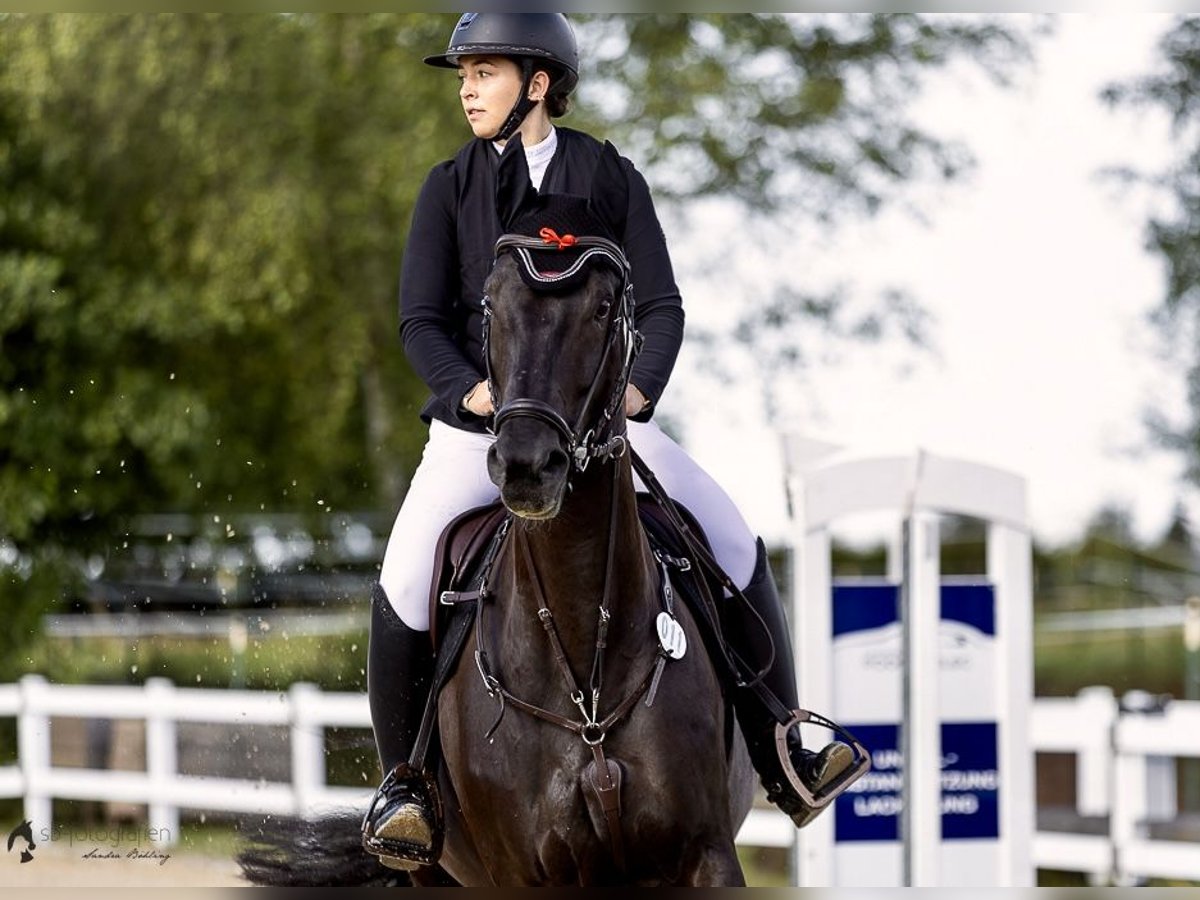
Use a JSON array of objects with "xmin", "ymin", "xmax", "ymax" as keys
[{"xmin": 492, "ymin": 58, "xmax": 537, "ymax": 144}]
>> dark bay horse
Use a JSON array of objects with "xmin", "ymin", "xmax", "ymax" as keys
[
  {"xmin": 238, "ymin": 141, "xmax": 755, "ymax": 886},
  {"xmin": 432, "ymin": 169, "xmax": 754, "ymax": 888}
]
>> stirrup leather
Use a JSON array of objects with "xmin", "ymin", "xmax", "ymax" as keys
[
  {"xmin": 361, "ymin": 762, "xmax": 444, "ymax": 870},
  {"xmin": 774, "ymin": 709, "xmax": 871, "ymax": 810}
]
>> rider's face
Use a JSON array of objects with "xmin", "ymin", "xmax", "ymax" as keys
[{"xmin": 457, "ymin": 56, "xmax": 523, "ymax": 140}]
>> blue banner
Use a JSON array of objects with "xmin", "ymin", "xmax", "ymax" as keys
[
  {"xmin": 831, "ymin": 580, "xmax": 1000, "ymax": 843},
  {"xmin": 832, "ymin": 582, "xmax": 995, "ymax": 637},
  {"xmin": 834, "ymin": 722, "xmax": 1000, "ymax": 842}
]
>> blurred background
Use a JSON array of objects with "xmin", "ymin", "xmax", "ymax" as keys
[{"xmin": 3, "ymin": 12, "xmax": 1200, "ymax": 886}]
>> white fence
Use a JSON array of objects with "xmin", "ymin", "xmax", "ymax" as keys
[
  {"xmin": 0, "ymin": 675, "xmax": 371, "ymax": 840},
  {"xmin": 1, "ymin": 674, "xmax": 1196, "ymax": 885},
  {"xmin": 1031, "ymin": 685, "xmax": 1200, "ymax": 886},
  {"xmin": 0, "ymin": 674, "xmax": 786, "ymax": 855}
]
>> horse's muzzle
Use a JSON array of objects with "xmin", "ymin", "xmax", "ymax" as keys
[{"xmin": 487, "ymin": 426, "xmax": 570, "ymax": 519}]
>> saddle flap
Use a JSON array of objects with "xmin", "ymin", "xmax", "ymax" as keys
[
  {"xmin": 427, "ymin": 502, "xmax": 509, "ymax": 648},
  {"xmin": 637, "ymin": 492, "xmax": 738, "ymax": 756},
  {"xmin": 636, "ymin": 491, "xmax": 721, "ymax": 636}
]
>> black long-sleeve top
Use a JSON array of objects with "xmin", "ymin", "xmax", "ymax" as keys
[{"xmin": 398, "ymin": 126, "xmax": 686, "ymax": 433}]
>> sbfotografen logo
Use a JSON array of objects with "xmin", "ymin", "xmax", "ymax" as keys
[{"xmin": 6, "ymin": 821, "xmax": 172, "ymax": 866}]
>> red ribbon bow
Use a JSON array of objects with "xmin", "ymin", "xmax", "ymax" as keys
[{"xmin": 539, "ymin": 227, "xmax": 578, "ymax": 250}]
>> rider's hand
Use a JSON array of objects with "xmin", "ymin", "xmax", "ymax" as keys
[
  {"xmin": 624, "ymin": 383, "xmax": 649, "ymax": 418},
  {"xmin": 463, "ymin": 380, "xmax": 494, "ymax": 416}
]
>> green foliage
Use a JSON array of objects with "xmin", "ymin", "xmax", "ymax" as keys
[
  {"xmin": 26, "ymin": 627, "xmax": 369, "ymax": 692},
  {"xmin": 573, "ymin": 14, "xmax": 1043, "ymax": 419},
  {"xmin": 578, "ymin": 14, "xmax": 1041, "ymax": 219},
  {"xmin": 1036, "ymin": 627, "xmax": 1186, "ymax": 697},
  {"xmin": 1035, "ymin": 503, "xmax": 1196, "ymax": 695},
  {"xmin": 1, "ymin": 15, "xmax": 457, "ymax": 622},
  {"xmin": 0, "ymin": 550, "xmax": 82, "ymax": 682},
  {"xmin": 1102, "ymin": 15, "xmax": 1200, "ymax": 486}
]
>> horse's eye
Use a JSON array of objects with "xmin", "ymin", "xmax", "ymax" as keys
[{"xmin": 595, "ymin": 299, "xmax": 612, "ymax": 321}]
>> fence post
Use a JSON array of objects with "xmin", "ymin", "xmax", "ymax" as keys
[
  {"xmin": 1074, "ymin": 686, "xmax": 1116, "ymax": 819},
  {"xmin": 1067, "ymin": 686, "xmax": 1117, "ymax": 885},
  {"xmin": 17, "ymin": 674, "xmax": 53, "ymax": 834},
  {"xmin": 144, "ymin": 677, "xmax": 180, "ymax": 844},
  {"xmin": 1184, "ymin": 597, "xmax": 1200, "ymax": 812},
  {"xmin": 901, "ymin": 509, "xmax": 942, "ymax": 887},
  {"xmin": 988, "ymin": 518, "xmax": 1035, "ymax": 886},
  {"xmin": 1111, "ymin": 734, "xmax": 1146, "ymax": 886},
  {"xmin": 289, "ymin": 682, "xmax": 325, "ymax": 815}
]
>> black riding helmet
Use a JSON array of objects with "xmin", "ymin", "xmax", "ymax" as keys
[{"xmin": 425, "ymin": 13, "xmax": 579, "ymax": 143}]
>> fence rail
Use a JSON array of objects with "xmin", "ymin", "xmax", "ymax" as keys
[
  {"xmin": 1, "ymin": 675, "xmax": 1196, "ymax": 884},
  {"xmin": 1030, "ymin": 685, "xmax": 1199, "ymax": 885}
]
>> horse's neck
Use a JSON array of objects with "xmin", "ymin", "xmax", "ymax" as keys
[{"xmin": 510, "ymin": 458, "xmax": 655, "ymax": 647}]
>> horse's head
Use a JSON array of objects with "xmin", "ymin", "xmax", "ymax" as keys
[{"xmin": 484, "ymin": 140, "xmax": 640, "ymax": 519}]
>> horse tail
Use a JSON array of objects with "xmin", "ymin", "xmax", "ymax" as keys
[{"xmin": 235, "ymin": 810, "xmax": 408, "ymax": 887}]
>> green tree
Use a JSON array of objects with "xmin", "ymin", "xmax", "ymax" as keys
[
  {"xmin": 581, "ymin": 14, "xmax": 1038, "ymax": 216},
  {"xmin": 573, "ymin": 14, "xmax": 1045, "ymax": 419},
  {"xmin": 1153, "ymin": 500, "xmax": 1195, "ymax": 563},
  {"xmin": 1, "ymin": 19, "xmax": 459, "ymax": 513},
  {"xmin": 1102, "ymin": 15, "xmax": 1200, "ymax": 486},
  {"xmin": 1, "ymin": 15, "xmax": 458, "ymax": 669}
]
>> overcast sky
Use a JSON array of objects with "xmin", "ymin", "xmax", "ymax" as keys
[{"xmin": 661, "ymin": 13, "xmax": 1189, "ymax": 549}]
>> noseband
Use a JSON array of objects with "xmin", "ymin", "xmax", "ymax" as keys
[{"xmin": 483, "ymin": 233, "xmax": 643, "ymax": 472}]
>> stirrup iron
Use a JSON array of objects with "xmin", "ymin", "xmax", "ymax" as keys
[
  {"xmin": 774, "ymin": 709, "xmax": 871, "ymax": 809},
  {"xmin": 361, "ymin": 762, "xmax": 444, "ymax": 870}
]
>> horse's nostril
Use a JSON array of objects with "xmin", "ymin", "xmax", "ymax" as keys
[{"xmin": 543, "ymin": 448, "xmax": 570, "ymax": 477}]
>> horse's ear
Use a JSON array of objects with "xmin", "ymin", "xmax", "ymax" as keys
[
  {"xmin": 588, "ymin": 141, "xmax": 629, "ymax": 238},
  {"xmin": 495, "ymin": 138, "xmax": 538, "ymax": 230}
]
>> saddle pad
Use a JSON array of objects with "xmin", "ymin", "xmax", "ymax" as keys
[
  {"xmin": 425, "ymin": 494, "xmax": 718, "ymax": 650},
  {"xmin": 427, "ymin": 502, "xmax": 509, "ymax": 648}
]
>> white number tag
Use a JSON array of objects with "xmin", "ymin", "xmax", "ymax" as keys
[{"xmin": 656, "ymin": 612, "xmax": 687, "ymax": 660}]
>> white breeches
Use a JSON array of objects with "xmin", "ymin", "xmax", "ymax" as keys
[{"xmin": 379, "ymin": 418, "xmax": 757, "ymax": 630}]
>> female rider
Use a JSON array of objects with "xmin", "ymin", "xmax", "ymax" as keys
[{"xmin": 362, "ymin": 13, "xmax": 853, "ymax": 870}]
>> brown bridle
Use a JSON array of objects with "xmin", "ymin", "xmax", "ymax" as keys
[{"xmin": 483, "ymin": 233, "xmax": 642, "ymax": 474}]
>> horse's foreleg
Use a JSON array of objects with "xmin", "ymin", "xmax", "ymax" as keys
[{"xmin": 678, "ymin": 841, "xmax": 746, "ymax": 887}]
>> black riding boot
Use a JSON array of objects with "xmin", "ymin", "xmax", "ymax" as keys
[
  {"xmin": 361, "ymin": 584, "xmax": 441, "ymax": 870},
  {"xmin": 725, "ymin": 539, "xmax": 856, "ymax": 828}
]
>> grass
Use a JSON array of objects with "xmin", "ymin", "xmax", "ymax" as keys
[
  {"xmin": 16, "ymin": 613, "xmax": 1191, "ymax": 706},
  {"xmin": 21, "ymin": 627, "xmax": 370, "ymax": 693},
  {"xmin": 176, "ymin": 818, "xmax": 243, "ymax": 859},
  {"xmin": 1034, "ymin": 623, "xmax": 1190, "ymax": 698},
  {"xmin": 738, "ymin": 844, "xmax": 791, "ymax": 886}
]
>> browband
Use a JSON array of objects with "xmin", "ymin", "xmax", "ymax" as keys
[{"xmin": 493, "ymin": 233, "xmax": 631, "ymax": 289}]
